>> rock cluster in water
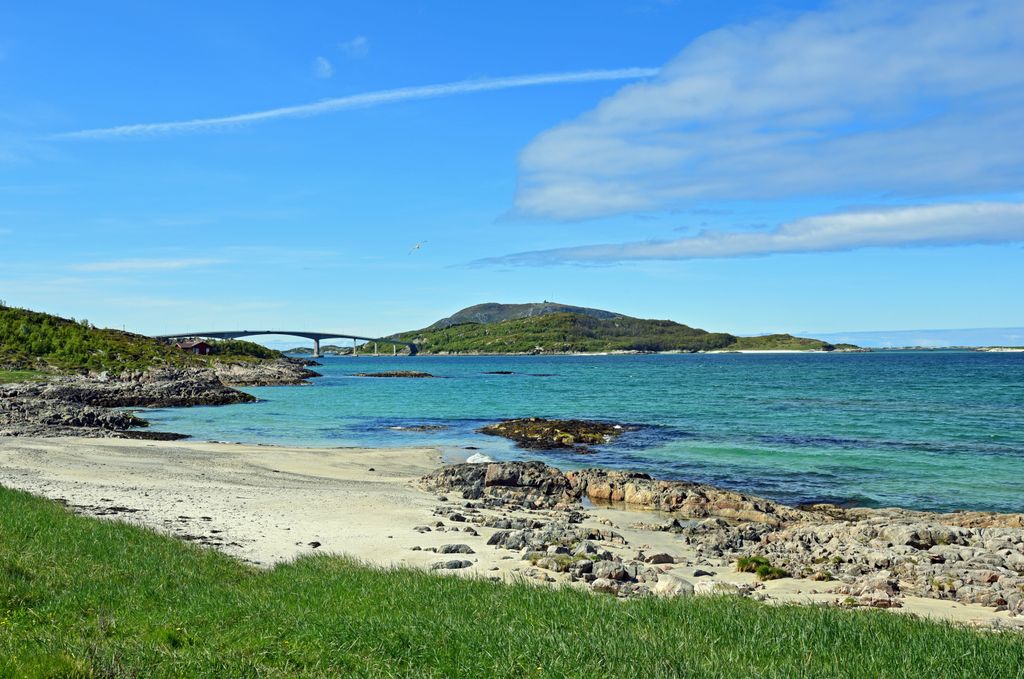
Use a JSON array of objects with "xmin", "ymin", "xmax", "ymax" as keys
[
  {"xmin": 477, "ymin": 418, "xmax": 634, "ymax": 451},
  {"xmin": 355, "ymin": 371, "xmax": 435, "ymax": 378},
  {"xmin": 0, "ymin": 359, "xmax": 318, "ymax": 438},
  {"xmin": 420, "ymin": 461, "xmax": 1024, "ymax": 618}
]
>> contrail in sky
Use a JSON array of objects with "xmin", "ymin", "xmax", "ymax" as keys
[{"xmin": 53, "ymin": 67, "xmax": 658, "ymax": 140}]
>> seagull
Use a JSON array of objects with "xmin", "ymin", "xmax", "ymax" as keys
[{"xmin": 409, "ymin": 240, "xmax": 428, "ymax": 254}]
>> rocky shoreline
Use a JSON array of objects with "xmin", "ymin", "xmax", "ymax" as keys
[
  {"xmin": 0, "ymin": 358, "xmax": 319, "ymax": 438},
  {"xmin": 419, "ymin": 462, "xmax": 1024, "ymax": 619}
]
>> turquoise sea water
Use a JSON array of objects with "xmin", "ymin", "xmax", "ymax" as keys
[{"xmin": 143, "ymin": 352, "xmax": 1024, "ymax": 514}]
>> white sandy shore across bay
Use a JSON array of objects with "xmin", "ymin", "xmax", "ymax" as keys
[{"xmin": 0, "ymin": 436, "xmax": 1014, "ymax": 628}]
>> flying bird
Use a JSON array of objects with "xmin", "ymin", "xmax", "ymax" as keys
[{"xmin": 409, "ymin": 241, "xmax": 428, "ymax": 254}]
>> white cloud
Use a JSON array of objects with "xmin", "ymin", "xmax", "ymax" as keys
[
  {"xmin": 70, "ymin": 257, "xmax": 225, "ymax": 272},
  {"xmin": 52, "ymin": 67, "xmax": 656, "ymax": 140},
  {"xmin": 339, "ymin": 36, "xmax": 369, "ymax": 59},
  {"xmin": 514, "ymin": 1, "xmax": 1024, "ymax": 219},
  {"xmin": 481, "ymin": 202, "xmax": 1024, "ymax": 264},
  {"xmin": 313, "ymin": 56, "xmax": 334, "ymax": 79}
]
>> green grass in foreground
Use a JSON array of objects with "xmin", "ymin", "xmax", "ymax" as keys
[
  {"xmin": 0, "ymin": 369, "xmax": 46, "ymax": 384},
  {"xmin": 1, "ymin": 487, "xmax": 1022, "ymax": 678}
]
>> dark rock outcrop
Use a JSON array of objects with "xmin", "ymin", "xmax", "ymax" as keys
[
  {"xmin": 355, "ymin": 371, "xmax": 434, "ymax": 378},
  {"xmin": 0, "ymin": 358, "xmax": 316, "ymax": 438},
  {"xmin": 478, "ymin": 418, "xmax": 634, "ymax": 451},
  {"xmin": 32, "ymin": 368, "xmax": 255, "ymax": 408},
  {"xmin": 419, "ymin": 461, "xmax": 580, "ymax": 509}
]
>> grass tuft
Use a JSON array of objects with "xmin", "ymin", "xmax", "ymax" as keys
[
  {"xmin": 735, "ymin": 555, "xmax": 771, "ymax": 573},
  {"xmin": 755, "ymin": 564, "xmax": 789, "ymax": 581}
]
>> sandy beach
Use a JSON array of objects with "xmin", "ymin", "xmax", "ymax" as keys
[{"xmin": 0, "ymin": 435, "xmax": 1018, "ymax": 629}]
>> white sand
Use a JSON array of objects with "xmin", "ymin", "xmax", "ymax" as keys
[{"xmin": 0, "ymin": 436, "xmax": 1016, "ymax": 628}]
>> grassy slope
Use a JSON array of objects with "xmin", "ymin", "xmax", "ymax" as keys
[
  {"xmin": 729, "ymin": 334, "xmax": 834, "ymax": 350},
  {"xmin": 1, "ymin": 486, "xmax": 1020, "ymax": 678},
  {"xmin": 0, "ymin": 369, "xmax": 46, "ymax": 384},
  {"xmin": 393, "ymin": 312, "xmax": 837, "ymax": 354},
  {"xmin": 0, "ymin": 305, "xmax": 281, "ymax": 374}
]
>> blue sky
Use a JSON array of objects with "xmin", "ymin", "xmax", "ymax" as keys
[{"xmin": 1, "ymin": 1, "xmax": 1021, "ymax": 345}]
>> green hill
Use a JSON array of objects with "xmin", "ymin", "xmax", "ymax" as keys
[
  {"xmin": 427, "ymin": 301, "xmax": 620, "ymax": 329},
  {"xmin": 390, "ymin": 303, "xmax": 847, "ymax": 354},
  {"xmin": 0, "ymin": 304, "xmax": 281, "ymax": 375}
]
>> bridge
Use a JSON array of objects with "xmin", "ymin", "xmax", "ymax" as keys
[{"xmin": 155, "ymin": 330, "xmax": 417, "ymax": 358}]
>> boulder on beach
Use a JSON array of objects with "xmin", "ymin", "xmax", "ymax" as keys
[
  {"xmin": 419, "ymin": 461, "xmax": 579, "ymax": 509},
  {"xmin": 431, "ymin": 559, "xmax": 472, "ymax": 570},
  {"xmin": 653, "ymin": 572, "xmax": 694, "ymax": 597}
]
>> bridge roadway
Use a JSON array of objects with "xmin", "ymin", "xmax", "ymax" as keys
[{"xmin": 155, "ymin": 330, "xmax": 417, "ymax": 357}]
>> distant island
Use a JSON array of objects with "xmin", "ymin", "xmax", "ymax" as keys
[{"xmin": 380, "ymin": 302, "xmax": 859, "ymax": 355}]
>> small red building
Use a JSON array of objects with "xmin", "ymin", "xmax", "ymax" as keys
[{"xmin": 175, "ymin": 339, "xmax": 211, "ymax": 356}]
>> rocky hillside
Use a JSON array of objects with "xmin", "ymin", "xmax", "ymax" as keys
[{"xmin": 389, "ymin": 302, "xmax": 851, "ymax": 354}]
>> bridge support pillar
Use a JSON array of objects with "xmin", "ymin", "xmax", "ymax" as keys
[
  {"xmin": 352, "ymin": 337, "xmax": 357, "ymax": 356},
  {"xmin": 393, "ymin": 345, "xmax": 396, "ymax": 356},
  {"xmin": 312, "ymin": 338, "xmax": 321, "ymax": 358}
]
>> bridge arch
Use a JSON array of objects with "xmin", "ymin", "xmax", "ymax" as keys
[{"xmin": 155, "ymin": 330, "xmax": 417, "ymax": 357}]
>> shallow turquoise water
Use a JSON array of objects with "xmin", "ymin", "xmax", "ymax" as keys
[{"xmin": 143, "ymin": 351, "xmax": 1024, "ymax": 513}]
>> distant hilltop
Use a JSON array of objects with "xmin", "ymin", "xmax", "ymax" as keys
[
  {"xmin": 388, "ymin": 302, "xmax": 857, "ymax": 355},
  {"xmin": 427, "ymin": 302, "xmax": 620, "ymax": 330}
]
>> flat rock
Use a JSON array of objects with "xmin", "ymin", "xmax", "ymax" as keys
[
  {"xmin": 431, "ymin": 559, "xmax": 472, "ymax": 570},
  {"xmin": 438, "ymin": 544, "xmax": 475, "ymax": 554}
]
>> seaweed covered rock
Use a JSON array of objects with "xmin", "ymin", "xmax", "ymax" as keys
[{"xmin": 477, "ymin": 418, "xmax": 634, "ymax": 451}]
